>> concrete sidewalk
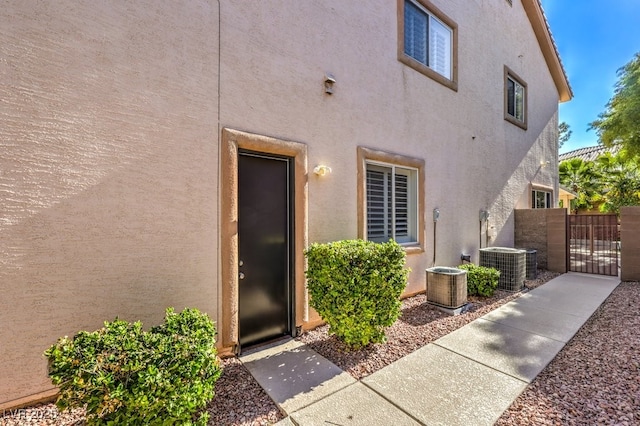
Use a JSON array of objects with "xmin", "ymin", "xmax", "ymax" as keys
[{"xmin": 240, "ymin": 272, "xmax": 620, "ymax": 425}]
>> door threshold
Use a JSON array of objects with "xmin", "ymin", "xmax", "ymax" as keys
[{"xmin": 239, "ymin": 336, "xmax": 293, "ymax": 356}]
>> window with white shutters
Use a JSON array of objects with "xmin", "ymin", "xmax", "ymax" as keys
[
  {"xmin": 366, "ymin": 163, "xmax": 418, "ymax": 244},
  {"xmin": 400, "ymin": 0, "xmax": 456, "ymax": 88}
]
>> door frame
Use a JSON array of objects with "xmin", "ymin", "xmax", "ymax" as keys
[{"xmin": 220, "ymin": 128, "xmax": 308, "ymax": 354}]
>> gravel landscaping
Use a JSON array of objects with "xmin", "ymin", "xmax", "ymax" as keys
[
  {"xmin": 3, "ymin": 272, "xmax": 639, "ymax": 426},
  {"xmin": 496, "ymin": 280, "xmax": 640, "ymax": 426}
]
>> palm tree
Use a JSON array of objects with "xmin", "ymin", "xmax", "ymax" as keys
[
  {"xmin": 595, "ymin": 152, "xmax": 640, "ymax": 215},
  {"xmin": 559, "ymin": 158, "xmax": 601, "ymax": 214}
]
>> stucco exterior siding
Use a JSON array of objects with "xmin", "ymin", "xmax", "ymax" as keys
[
  {"xmin": 1, "ymin": 0, "xmax": 568, "ymax": 408},
  {"xmin": 0, "ymin": 1, "xmax": 220, "ymax": 407},
  {"xmin": 219, "ymin": 0, "xmax": 560, "ymax": 285}
]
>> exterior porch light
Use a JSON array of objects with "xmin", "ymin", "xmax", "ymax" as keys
[{"xmin": 313, "ymin": 165, "xmax": 332, "ymax": 176}]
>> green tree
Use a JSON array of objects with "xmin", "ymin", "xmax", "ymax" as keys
[
  {"xmin": 558, "ymin": 121, "xmax": 572, "ymax": 149},
  {"xmin": 559, "ymin": 158, "xmax": 600, "ymax": 213},
  {"xmin": 595, "ymin": 152, "xmax": 640, "ymax": 214},
  {"xmin": 589, "ymin": 52, "xmax": 640, "ymax": 154}
]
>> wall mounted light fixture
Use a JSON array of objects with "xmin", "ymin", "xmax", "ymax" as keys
[
  {"xmin": 324, "ymin": 73, "xmax": 336, "ymax": 94},
  {"xmin": 313, "ymin": 165, "xmax": 332, "ymax": 176},
  {"xmin": 540, "ymin": 160, "xmax": 551, "ymax": 168}
]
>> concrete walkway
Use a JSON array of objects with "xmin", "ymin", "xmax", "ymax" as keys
[{"xmin": 240, "ymin": 272, "xmax": 620, "ymax": 425}]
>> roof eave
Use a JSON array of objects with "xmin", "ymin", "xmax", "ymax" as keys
[{"xmin": 522, "ymin": 0, "xmax": 573, "ymax": 102}]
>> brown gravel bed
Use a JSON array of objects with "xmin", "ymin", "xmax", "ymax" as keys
[
  {"xmin": 206, "ymin": 357, "xmax": 284, "ymax": 425},
  {"xmin": 497, "ymin": 280, "xmax": 640, "ymax": 426},
  {"xmin": 17, "ymin": 270, "xmax": 640, "ymax": 426}
]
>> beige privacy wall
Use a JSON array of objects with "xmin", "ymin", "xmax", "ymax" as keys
[
  {"xmin": 0, "ymin": 1, "xmax": 219, "ymax": 408},
  {"xmin": 514, "ymin": 208, "xmax": 567, "ymax": 272},
  {"xmin": 620, "ymin": 207, "xmax": 640, "ymax": 281}
]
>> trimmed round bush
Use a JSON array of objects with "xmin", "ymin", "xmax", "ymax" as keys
[
  {"xmin": 44, "ymin": 308, "xmax": 222, "ymax": 425},
  {"xmin": 457, "ymin": 263, "xmax": 500, "ymax": 296},
  {"xmin": 305, "ymin": 239, "xmax": 409, "ymax": 349}
]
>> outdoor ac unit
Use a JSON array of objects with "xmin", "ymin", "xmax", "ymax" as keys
[
  {"xmin": 426, "ymin": 267, "xmax": 467, "ymax": 308},
  {"xmin": 479, "ymin": 247, "xmax": 526, "ymax": 292},
  {"xmin": 519, "ymin": 248, "xmax": 538, "ymax": 280}
]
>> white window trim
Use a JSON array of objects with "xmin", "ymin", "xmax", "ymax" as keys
[{"xmin": 532, "ymin": 188, "xmax": 553, "ymax": 209}]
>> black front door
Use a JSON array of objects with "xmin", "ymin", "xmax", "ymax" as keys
[{"xmin": 238, "ymin": 151, "xmax": 292, "ymax": 348}]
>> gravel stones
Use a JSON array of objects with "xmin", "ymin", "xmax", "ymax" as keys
[
  {"xmin": 4, "ymin": 272, "xmax": 638, "ymax": 426},
  {"xmin": 496, "ymin": 280, "xmax": 640, "ymax": 426}
]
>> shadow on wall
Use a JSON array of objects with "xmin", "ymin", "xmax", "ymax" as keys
[{"xmin": 482, "ymin": 112, "xmax": 558, "ymax": 249}]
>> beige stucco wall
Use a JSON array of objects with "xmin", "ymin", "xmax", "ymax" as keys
[
  {"xmin": 219, "ymin": 0, "xmax": 560, "ymax": 298},
  {"xmin": 0, "ymin": 1, "xmax": 219, "ymax": 407}
]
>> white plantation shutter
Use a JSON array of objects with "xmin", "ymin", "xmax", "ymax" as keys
[
  {"xmin": 366, "ymin": 164, "xmax": 417, "ymax": 244},
  {"xmin": 394, "ymin": 173, "xmax": 409, "ymax": 239},
  {"xmin": 429, "ymin": 16, "xmax": 451, "ymax": 79},
  {"xmin": 515, "ymin": 83, "xmax": 525, "ymax": 121},
  {"xmin": 366, "ymin": 168, "xmax": 390, "ymax": 242},
  {"xmin": 507, "ymin": 75, "xmax": 525, "ymax": 122}
]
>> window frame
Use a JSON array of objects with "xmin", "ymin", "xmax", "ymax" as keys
[
  {"xmin": 357, "ymin": 146, "xmax": 425, "ymax": 253},
  {"xmin": 366, "ymin": 162, "xmax": 418, "ymax": 244},
  {"xmin": 504, "ymin": 66, "xmax": 528, "ymax": 130},
  {"xmin": 398, "ymin": 0, "xmax": 458, "ymax": 91},
  {"xmin": 531, "ymin": 186, "xmax": 553, "ymax": 209}
]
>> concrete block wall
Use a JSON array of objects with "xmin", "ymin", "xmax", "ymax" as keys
[
  {"xmin": 514, "ymin": 209, "xmax": 548, "ymax": 267},
  {"xmin": 514, "ymin": 208, "xmax": 567, "ymax": 273},
  {"xmin": 620, "ymin": 207, "xmax": 640, "ymax": 281},
  {"xmin": 546, "ymin": 208, "xmax": 567, "ymax": 273}
]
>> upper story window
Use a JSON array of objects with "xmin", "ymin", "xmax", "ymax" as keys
[
  {"xmin": 504, "ymin": 66, "xmax": 527, "ymax": 129},
  {"xmin": 398, "ymin": 0, "xmax": 458, "ymax": 91}
]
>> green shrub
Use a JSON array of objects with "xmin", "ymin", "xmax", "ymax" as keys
[
  {"xmin": 44, "ymin": 308, "xmax": 222, "ymax": 425},
  {"xmin": 457, "ymin": 263, "xmax": 500, "ymax": 297},
  {"xmin": 305, "ymin": 239, "xmax": 409, "ymax": 349}
]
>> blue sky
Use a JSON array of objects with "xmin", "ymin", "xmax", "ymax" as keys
[{"xmin": 540, "ymin": 0, "xmax": 640, "ymax": 154}]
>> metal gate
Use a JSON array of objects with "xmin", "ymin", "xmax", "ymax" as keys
[{"xmin": 567, "ymin": 214, "xmax": 619, "ymax": 276}]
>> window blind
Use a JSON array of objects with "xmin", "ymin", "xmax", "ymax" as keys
[
  {"xmin": 366, "ymin": 165, "xmax": 416, "ymax": 243},
  {"xmin": 366, "ymin": 168, "xmax": 391, "ymax": 242},
  {"xmin": 394, "ymin": 173, "xmax": 409, "ymax": 238},
  {"xmin": 429, "ymin": 17, "xmax": 451, "ymax": 78},
  {"xmin": 404, "ymin": 1, "xmax": 428, "ymax": 65}
]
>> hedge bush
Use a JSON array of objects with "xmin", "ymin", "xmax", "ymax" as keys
[
  {"xmin": 457, "ymin": 263, "xmax": 500, "ymax": 297},
  {"xmin": 44, "ymin": 308, "xmax": 222, "ymax": 425},
  {"xmin": 305, "ymin": 239, "xmax": 409, "ymax": 348}
]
